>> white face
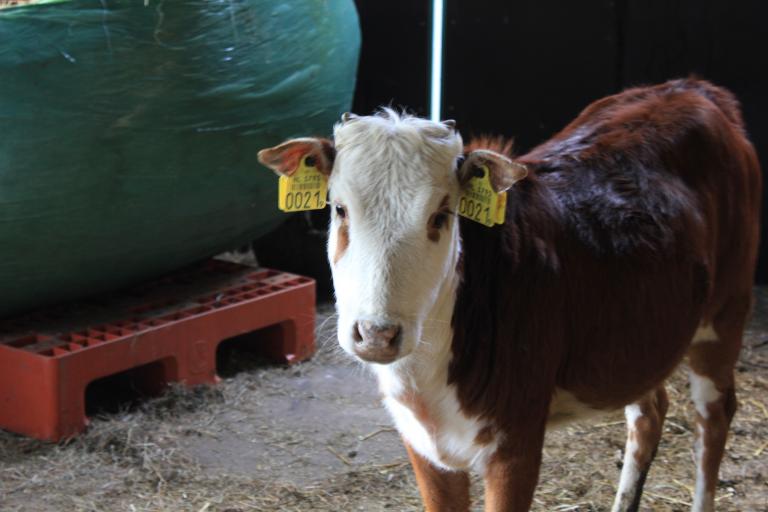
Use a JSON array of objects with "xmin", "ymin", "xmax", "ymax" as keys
[{"xmin": 327, "ymin": 112, "xmax": 464, "ymax": 364}]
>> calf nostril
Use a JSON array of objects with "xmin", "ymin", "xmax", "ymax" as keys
[
  {"xmin": 352, "ymin": 322, "xmax": 363, "ymax": 343},
  {"xmin": 384, "ymin": 325, "xmax": 402, "ymax": 344}
]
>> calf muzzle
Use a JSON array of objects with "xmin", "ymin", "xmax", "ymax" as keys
[{"xmin": 352, "ymin": 321, "xmax": 402, "ymax": 364}]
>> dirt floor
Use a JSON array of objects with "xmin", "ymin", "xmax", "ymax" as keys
[{"xmin": 1, "ymin": 291, "xmax": 767, "ymax": 511}]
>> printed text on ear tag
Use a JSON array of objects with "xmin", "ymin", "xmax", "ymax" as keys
[
  {"xmin": 278, "ymin": 156, "xmax": 328, "ymax": 212},
  {"xmin": 458, "ymin": 165, "xmax": 507, "ymax": 227}
]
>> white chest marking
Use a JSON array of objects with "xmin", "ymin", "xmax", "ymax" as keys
[
  {"xmin": 377, "ymin": 365, "xmax": 499, "ymax": 472},
  {"xmin": 385, "ymin": 383, "xmax": 612, "ymax": 471}
]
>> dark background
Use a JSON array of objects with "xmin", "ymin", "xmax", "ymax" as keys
[{"xmin": 350, "ymin": 0, "xmax": 767, "ymax": 284}]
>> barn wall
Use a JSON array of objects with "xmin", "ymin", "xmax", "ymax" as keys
[{"xmin": 352, "ymin": 0, "xmax": 768, "ymax": 283}]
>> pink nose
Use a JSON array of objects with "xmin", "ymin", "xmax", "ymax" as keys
[{"xmin": 352, "ymin": 321, "xmax": 402, "ymax": 363}]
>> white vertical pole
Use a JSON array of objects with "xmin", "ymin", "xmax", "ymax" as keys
[{"xmin": 430, "ymin": 0, "xmax": 445, "ymax": 121}]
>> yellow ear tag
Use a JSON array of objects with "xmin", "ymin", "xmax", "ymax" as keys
[
  {"xmin": 277, "ymin": 156, "xmax": 328, "ymax": 212},
  {"xmin": 458, "ymin": 165, "xmax": 507, "ymax": 227}
]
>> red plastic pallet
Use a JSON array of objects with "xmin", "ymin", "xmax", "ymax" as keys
[{"xmin": 0, "ymin": 260, "xmax": 315, "ymax": 441}]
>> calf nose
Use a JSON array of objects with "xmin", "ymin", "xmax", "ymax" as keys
[{"xmin": 352, "ymin": 321, "xmax": 402, "ymax": 363}]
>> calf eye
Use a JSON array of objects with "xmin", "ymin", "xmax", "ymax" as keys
[
  {"xmin": 335, "ymin": 204, "xmax": 347, "ymax": 219},
  {"xmin": 430, "ymin": 212, "xmax": 448, "ymax": 230}
]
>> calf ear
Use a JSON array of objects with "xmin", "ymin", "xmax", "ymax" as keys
[
  {"xmin": 257, "ymin": 137, "xmax": 335, "ymax": 177},
  {"xmin": 458, "ymin": 149, "xmax": 528, "ymax": 193}
]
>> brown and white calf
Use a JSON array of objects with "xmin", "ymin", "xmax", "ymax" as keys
[{"xmin": 258, "ymin": 79, "xmax": 762, "ymax": 512}]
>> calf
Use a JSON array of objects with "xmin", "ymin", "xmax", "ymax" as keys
[{"xmin": 258, "ymin": 79, "xmax": 762, "ymax": 512}]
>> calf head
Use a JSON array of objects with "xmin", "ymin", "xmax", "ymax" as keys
[{"xmin": 259, "ymin": 110, "xmax": 527, "ymax": 365}]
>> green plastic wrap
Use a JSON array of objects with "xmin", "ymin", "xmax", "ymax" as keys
[{"xmin": 0, "ymin": 0, "xmax": 360, "ymax": 316}]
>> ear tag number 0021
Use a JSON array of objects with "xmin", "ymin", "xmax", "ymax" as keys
[
  {"xmin": 278, "ymin": 157, "xmax": 328, "ymax": 212},
  {"xmin": 458, "ymin": 165, "xmax": 506, "ymax": 227}
]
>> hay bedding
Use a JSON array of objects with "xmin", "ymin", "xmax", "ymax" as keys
[{"xmin": 1, "ymin": 296, "xmax": 766, "ymax": 511}]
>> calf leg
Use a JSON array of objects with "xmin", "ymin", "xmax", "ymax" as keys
[
  {"xmin": 404, "ymin": 441, "xmax": 471, "ymax": 512},
  {"xmin": 611, "ymin": 386, "xmax": 669, "ymax": 512},
  {"xmin": 686, "ymin": 297, "xmax": 747, "ymax": 512},
  {"xmin": 688, "ymin": 371, "xmax": 736, "ymax": 512},
  {"xmin": 483, "ymin": 427, "xmax": 546, "ymax": 512}
]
